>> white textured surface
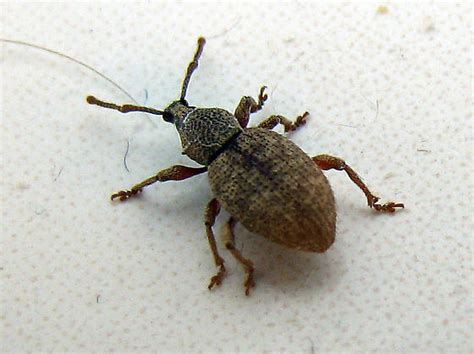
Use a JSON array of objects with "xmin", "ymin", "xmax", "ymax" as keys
[{"xmin": 1, "ymin": 2, "xmax": 472, "ymax": 353}]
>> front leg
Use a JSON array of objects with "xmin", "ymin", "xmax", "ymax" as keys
[
  {"xmin": 234, "ymin": 86, "xmax": 268, "ymax": 128},
  {"xmin": 258, "ymin": 112, "xmax": 309, "ymax": 132},
  {"xmin": 111, "ymin": 165, "xmax": 207, "ymax": 201}
]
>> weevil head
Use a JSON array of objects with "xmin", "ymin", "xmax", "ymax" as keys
[
  {"xmin": 164, "ymin": 100, "xmax": 242, "ymax": 166},
  {"xmin": 162, "ymin": 99, "xmax": 195, "ymax": 124}
]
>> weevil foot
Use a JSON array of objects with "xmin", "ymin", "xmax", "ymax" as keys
[
  {"xmin": 291, "ymin": 111, "xmax": 310, "ymax": 131},
  {"xmin": 111, "ymin": 188, "xmax": 142, "ymax": 201},
  {"xmin": 373, "ymin": 201, "xmax": 405, "ymax": 213},
  {"xmin": 257, "ymin": 86, "xmax": 268, "ymax": 107},
  {"xmin": 208, "ymin": 264, "xmax": 226, "ymax": 291},
  {"xmin": 370, "ymin": 196, "xmax": 404, "ymax": 213},
  {"xmin": 244, "ymin": 269, "xmax": 255, "ymax": 296},
  {"xmin": 282, "ymin": 111, "xmax": 309, "ymax": 132}
]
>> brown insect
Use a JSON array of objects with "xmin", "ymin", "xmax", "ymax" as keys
[{"xmin": 87, "ymin": 37, "xmax": 404, "ymax": 295}]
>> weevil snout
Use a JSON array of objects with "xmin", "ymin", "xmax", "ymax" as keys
[{"xmin": 163, "ymin": 100, "xmax": 195, "ymax": 125}]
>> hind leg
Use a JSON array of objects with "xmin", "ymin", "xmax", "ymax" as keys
[{"xmin": 313, "ymin": 154, "xmax": 404, "ymax": 212}]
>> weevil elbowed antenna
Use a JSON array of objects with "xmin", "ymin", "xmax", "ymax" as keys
[
  {"xmin": 180, "ymin": 37, "xmax": 206, "ymax": 102},
  {"xmin": 86, "ymin": 37, "xmax": 206, "ymax": 117},
  {"xmin": 85, "ymin": 95, "xmax": 165, "ymax": 116}
]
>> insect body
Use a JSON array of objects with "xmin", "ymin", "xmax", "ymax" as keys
[
  {"xmin": 209, "ymin": 127, "xmax": 336, "ymax": 253},
  {"xmin": 87, "ymin": 37, "xmax": 404, "ymax": 295}
]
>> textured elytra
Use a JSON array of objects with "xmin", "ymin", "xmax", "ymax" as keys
[
  {"xmin": 177, "ymin": 108, "xmax": 242, "ymax": 165},
  {"xmin": 208, "ymin": 128, "xmax": 336, "ymax": 252}
]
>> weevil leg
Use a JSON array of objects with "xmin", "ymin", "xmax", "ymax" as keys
[
  {"xmin": 86, "ymin": 96, "xmax": 165, "ymax": 116},
  {"xmin": 312, "ymin": 154, "xmax": 404, "ymax": 212},
  {"xmin": 234, "ymin": 86, "xmax": 268, "ymax": 128},
  {"xmin": 205, "ymin": 199, "xmax": 227, "ymax": 291},
  {"xmin": 221, "ymin": 217, "xmax": 255, "ymax": 296},
  {"xmin": 111, "ymin": 165, "xmax": 207, "ymax": 201},
  {"xmin": 258, "ymin": 112, "xmax": 309, "ymax": 132}
]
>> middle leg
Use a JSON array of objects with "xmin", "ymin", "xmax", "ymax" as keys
[
  {"xmin": 205, "ymin": 199, "xmax": 227, "ymax": 291},
  {"xmin": 221, "ymin": 217, "xmax": 255, "ymax": 295}
]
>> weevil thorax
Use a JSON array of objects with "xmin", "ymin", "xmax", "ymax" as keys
[{"xmin": 164, "ymin": 100, "xmax": 242, "ymax": 166}]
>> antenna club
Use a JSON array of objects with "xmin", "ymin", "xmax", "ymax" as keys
[{"xmin": 86, "ymin": 96, "xmax": 98, "ymax": 105}]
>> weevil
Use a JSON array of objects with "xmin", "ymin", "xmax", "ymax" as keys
[{"xmin": 87, "ymin": 37, "xmax": 404, "ymax": 295}]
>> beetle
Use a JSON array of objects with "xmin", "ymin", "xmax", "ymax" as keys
[{"xmin": 87, "ymin": 37, "xmax": 404, "ymax": 295}]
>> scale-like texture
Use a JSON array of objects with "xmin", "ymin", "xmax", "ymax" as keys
[
  {"xmin": 178, "ymin": 108, "xmax": 242, "ymax": 165},
  {"xmin": 208, "ymin": 128, "xmax": 336, "ymax": 252}
]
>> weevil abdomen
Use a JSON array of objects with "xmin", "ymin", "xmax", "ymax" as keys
[{"xmin": 208, "ymin": 128, "xmax": 336, "ymax": 252}]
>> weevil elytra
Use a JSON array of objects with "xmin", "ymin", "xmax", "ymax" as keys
[{"xmin": 87, "ymin": 37, "xmax": 404, "ymax": 295}]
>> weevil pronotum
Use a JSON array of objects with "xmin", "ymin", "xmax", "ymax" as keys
[{"xmin": 87, "ymin": 37, "xmax": 404, "ymax": 295}]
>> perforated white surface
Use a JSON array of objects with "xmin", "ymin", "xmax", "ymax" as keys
[{"xmin": 1, "ymin": 2, "xmax": 472, "ymax": 353}]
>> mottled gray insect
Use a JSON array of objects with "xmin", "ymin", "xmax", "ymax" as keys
[{"xmin": 87, "ymin": 37, "xmax": 404, "ymax": 295}]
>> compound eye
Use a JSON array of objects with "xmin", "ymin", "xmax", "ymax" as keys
[{"xmin": 163, "ymin": 112, "xmax": 174, "ymax": 123}]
